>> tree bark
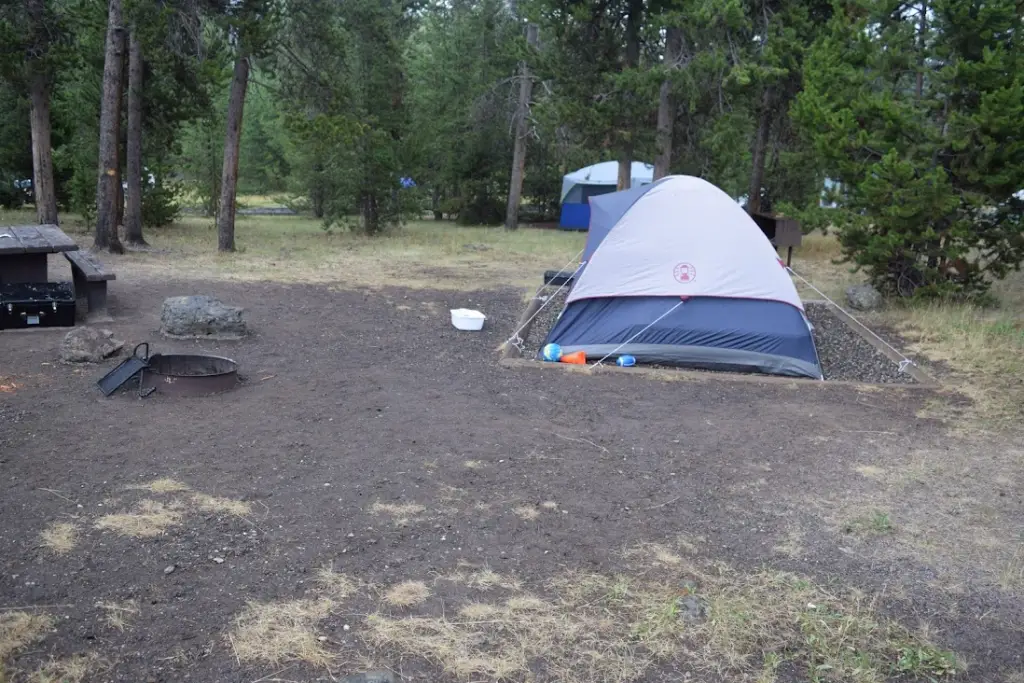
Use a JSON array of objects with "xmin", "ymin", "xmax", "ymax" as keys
[
  {"xmin": 504, "ymin": 23, "xmax": 539, "ymax": 231},
  {"xmin": 93, "ymin": 0, "xmax": 126, "ymax": 254},
  {"xmin": 28, "ymin": 73, "xmax": 58, "ymax": 224},
  {"xmin": 431, "ymin": 186, "xmax": 442, "ymax": 220},
  {"xmin": 654, "ymin": 27, "xmax": 683, "ymax": 180},
  {"xmin": 916, "ymin": 1, "xmax": 928, "ymax": 100},
  {"xmin": 617, "ymin": 0, "xmax": 643, "ymax": 191},
  {"xmin": 124, "ymin": 28, "xmax": 146, "ymax": 245},
  {"xmin": 746, "ymin": 89, "xmax": 772, "ymax": 215},
  {"xmin": 217, "ymin": 53, "xmax": 250, "ymax": 252},
  {"xmin": 310, "ymin": 159, "xmax": 325, "ymax": 218},
  {"xmin": 25, "ymin": 0, "xmax": 58, "ymax": 225},
  {"xmin": 361, "ymin": 192, "xmax": 379, "ymax": 234}
]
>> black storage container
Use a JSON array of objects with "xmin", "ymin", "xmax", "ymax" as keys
[{"xmin": 0, "ymin": 282, "xmax": 76, "ymax": 330}]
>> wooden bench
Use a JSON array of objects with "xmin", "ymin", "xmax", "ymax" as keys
[{"xmin": 64, "ymin": 250, "xmax": 115, "ymax": 322}]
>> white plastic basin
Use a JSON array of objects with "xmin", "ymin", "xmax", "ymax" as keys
[{"xmin": 450, "ymin": 308, "xmax": 486, "ymax": 331}]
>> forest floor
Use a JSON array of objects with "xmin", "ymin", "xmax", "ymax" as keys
[{"xmin": 0, "ymin": 208, "xmax": 1022, "ymax": 683}]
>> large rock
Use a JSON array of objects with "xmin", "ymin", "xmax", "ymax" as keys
[
  {"xmin": 60, "ymin": 327, "xmax": 124, "ymax": 363},
  {"xmin": 160, "ymin": 295, "xmax": 247, "ymax": 339},
  {"xmin": 845, "ymin": 284, "xmax": 883, "ymax": 311}
]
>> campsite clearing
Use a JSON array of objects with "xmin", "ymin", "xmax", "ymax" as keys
[{"xmin": 0, "ymin": 210, "xmax": 1022, "ymax": 683}]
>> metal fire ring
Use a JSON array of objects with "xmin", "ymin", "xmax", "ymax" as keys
[{"xmin": 139, "ymin": 353, "xmax": 239, "ymax": 397}]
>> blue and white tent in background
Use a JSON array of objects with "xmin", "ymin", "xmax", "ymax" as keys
[
  {"xmin": 559, "ymin": 161, "xmax": 654, "ymax": 229},
  {"xmin": 543, "ymin": 175, "xmax": 823, "ymax": 379}
]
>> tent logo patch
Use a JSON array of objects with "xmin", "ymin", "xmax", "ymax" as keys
[{"xmin": 673, "ymin": 262, "xmax": 696, "ymax": 283}]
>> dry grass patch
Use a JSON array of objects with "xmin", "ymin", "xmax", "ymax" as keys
[
  {"xmin": 1005, "ymin": 669, "xmax": 1024, "ymax": 683},
  {"xmin": 94, "ymin": 499, "xmax": 183, "ymax": 538},
  {"xmin": 316, "ymin": 566, "xmax": 360, "ymax": 599},
  {"xmin": 625, "ymin": 542, "xmax": 685, "ymax": 567},
  {"xmin": 366, "ymin": 545, "xmax": 960, "ymax": 683},
  {"xmin": 39, "ymin": 522, "xmax": 77, "ymax": 555},
  {"xmin": 885, "ymin": 300, "xmax": 1024, "ymax": 427},
  {"xmin": 446, "ymin": 568, "xmax": 522, "ymax": 592},
  {"xmin": 456, "ymin": 602, "xmax": 502, "ymax": 620},
  {"xmin": 789, "ymin": 231, "xmax": 856, "ymax": 302},
  {"xmin": 127, "ymin": 478, "xmax": 191, "ymax": 493},
  {"xmin": 462, "ymin": 459, "xmax": 484, "ymax": 469},
  {"xmin": 855, "ymin": 464, "xmax": 887, "ymax": 479},
  {"xmin": 0, "ymin": 612, "xmax": 53, "ymax": 660},
  {"xmin": 999, "ymin": 549, "xmax": 1024, "ymax": 593},
  {"xmin": 74, "ymin": 213, "xmax": 585, "ymax": 291},
  {"xmin": 28, "ymin": 653, "xmax": 104, "ymax": 683},
  {"xmin": 772, "ymin": 529, "xmax": 805, "ymax": 559},
  {"xmin": 369, "ymin": 501, "xmax": 427, "ymax": 526},
  {"xmin": 96, "ymin": 601, "xmax": 138, "ymax": 631},
  {"xmin": 228, "ymin": 599, "xmax": 336, "ymax": 668},
  {"xmin": 384, "ymin": 581, "xmax": 431, "ymax": 608},
  {"xmin": 191, "ymin": 492, "xmax": 252, "ymax": 517},
  {"xmin": 512, "ymin": 505, "xmax": 540, "ymax": 521}
]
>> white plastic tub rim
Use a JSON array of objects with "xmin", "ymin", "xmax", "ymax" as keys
[{"xmin": 450, "ymin": 308, "xmax": 486, "ymax": 330}]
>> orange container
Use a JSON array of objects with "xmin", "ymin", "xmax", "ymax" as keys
[{"xmin": 559, "ymin": 350, "xmax": 587, "ymax": 365}]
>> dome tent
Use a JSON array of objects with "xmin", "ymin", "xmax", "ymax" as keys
[
  {"xmin": 543, "ymin": 175, "xmax": 822, "ymax": 379},
  {"xmin": 559, "ymin": 161, "xmax": 654, "ymax": 230}
]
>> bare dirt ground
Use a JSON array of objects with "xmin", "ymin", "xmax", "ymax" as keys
[{"xmin": 1, "ymin": 275, "xmax": 1022, "ymax": 683}]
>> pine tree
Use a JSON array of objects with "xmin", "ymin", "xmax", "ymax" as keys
[{"xmin": 796, "ymin": 0, "xmax": 1024, "ymax": 298}]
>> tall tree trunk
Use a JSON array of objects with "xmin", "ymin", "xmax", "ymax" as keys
[
  {"xmin": 431, "ymin": 186, "xmax": 442, "ymax": 220},
  {"xmin": 93, "ymin": 0, "xmax": 126, "ymax": 254},
  {"xmin": 361, "ymin": 192, "xmax": 378, "ymax": 234},
  {"xmin": 217, "ymin": 54, "xmax": 250, "ymax": 252},
  {"xmin": 617, "ymin": 0, "xmax": 643, "ymax": 190},
  {"xmin": 746, "ymin": 89, "xmax": 772, "ymax": 215},
  {"xmin": 654, "ymin": 28, "xmax": 683, "ymax": 180},
  {"xmin": 916, "ymin": 1, "xmax": 928, "ymax": 100},
  {"xmin": 26, "ymin": 0, "xmax": 58, "ymax": 225},
  {"xmin": 310, "ymin": 158, "xmax": 325, "ymax": 218},
  {"xmin": 504, "ymin": 23, "xmax": 539, "ymax": 231},
  {"xmin": 124, "ymin": 28, "xmax": 146, "ymax": 246},
  {"xmin": 28, "ymin": 73, "xmax": 58, "ymax": 224}
]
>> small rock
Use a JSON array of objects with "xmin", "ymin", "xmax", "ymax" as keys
[
  {"xmin": 676, "ymin": 595, "xmax": 706, "ymax": 623},
  {"xmin": 160, "ymin": 295, "xmax": 248, "ymax": 339},
  {"xmin": 212, "ymin": 557, "xmax": 224, "ymax": 564},
  {"xmin": 845, "ymin": 283, "xmax": 883, "ymax": 311},
  {"xmin": 164, "ymin": 565, "xmax": 176, "ymax": 575},
  {"xmin": 59, "ymin": 327, "xmax": 124, "ymax": 363},
  {"xmin": 339, "ymin": 671, "xmax": 395, "ymax": 683}
]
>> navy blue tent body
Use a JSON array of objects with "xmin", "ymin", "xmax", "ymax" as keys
[{"xmin": 542, "ymin": 176, "xmax": 823, "ymax": 379}]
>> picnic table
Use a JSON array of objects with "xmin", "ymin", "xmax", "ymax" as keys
[{"xmin": 0, "ymin": 224, "xmax": 79, "ymax": 284}]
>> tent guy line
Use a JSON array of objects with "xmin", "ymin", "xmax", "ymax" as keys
[
  {"xmin": 591, "ymin": 299, "xmax": 684, "ymax": 368},
  {"xmin": 502, "ymin": 248, "xmax": 585, "ymax": 353},
  {"xmin": 786, "ymin": 265, "xmax": 917, "ymax": 374}
]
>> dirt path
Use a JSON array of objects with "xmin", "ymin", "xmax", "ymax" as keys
[{"xmin": 1, "ymin": 279, "xmax": 1021, "ymax": 682}]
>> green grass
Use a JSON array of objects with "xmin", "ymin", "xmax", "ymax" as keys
[{"xmin": 844, "ymin": 510, "xmax": 895, "ymax": 536}]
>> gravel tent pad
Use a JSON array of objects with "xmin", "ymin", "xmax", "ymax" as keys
[{"xmin": 512, "ymin": 285, "xmax": 922, "ymax": 385}]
